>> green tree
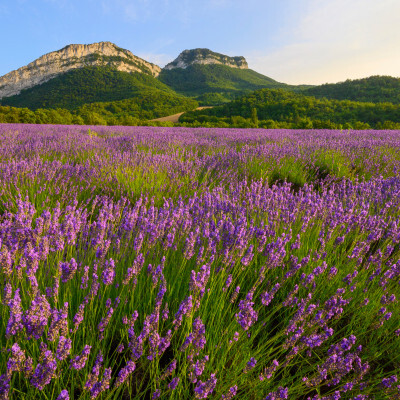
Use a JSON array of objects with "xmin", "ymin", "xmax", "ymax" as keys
[{"xmin": 251, "ymin": 107, "xmax": 259, "ymax": 127}]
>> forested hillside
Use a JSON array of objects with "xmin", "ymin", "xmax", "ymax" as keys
[
  {"xmin": 179, "ymin": 88, "xmax": 400, "ymax": 129},
  {"xmin": 0, "ymin": 66, "xmax": 175, "ymax": 110},
  {"xmin": 303, "ymin": 76, "xmax": 400, "ymax": 104},
  {"xmin": 158, "ymin": 64, "xmax": 296, "ymax": 104},
  {"xmin": 0, "ymin": 92, "xmax": 197, "ymax": 125}
]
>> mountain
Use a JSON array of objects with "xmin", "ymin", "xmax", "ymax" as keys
[
  {"xmin": 303, "ymin": 75, "xmax": 400, "ymax": 104},
  {"xmin": 164, "ymin": 48, "xmax": 248, "ymax": 70},
  {"xmin": 159, "ymin": 49, "xmax": 292, "ymax": 105},
  {"xmin": 0, "ymin": 41, "xmax": 161, "ymax": 99},
  {"xmin": 0, "ymin": 66, "xmax": 178, "ymax": 110}
]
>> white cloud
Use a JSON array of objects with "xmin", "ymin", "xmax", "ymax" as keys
[{"xmin": 247, "ymin": 0, "xmax": 400, "ymax": 84}]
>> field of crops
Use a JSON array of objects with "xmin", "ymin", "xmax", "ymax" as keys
[{"xmin": 1, "ymin": 124, "xmax": 400, "ymax": 400}]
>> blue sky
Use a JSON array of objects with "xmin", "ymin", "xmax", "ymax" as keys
[{"xmin": 1, "ymin": 0, "xmax": 399, "ymax": 84}]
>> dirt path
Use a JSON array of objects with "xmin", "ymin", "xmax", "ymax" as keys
[{"xmin": 150, "ymin": 107, "xmax": 212, "ymax": 123}]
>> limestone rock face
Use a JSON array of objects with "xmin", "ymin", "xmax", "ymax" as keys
[
  {"xmin": 0, "ymin": 42, "xmax": 161, "ymax": 98},
  {"xmin": 164, "ymin": 48, "xmax": 248, "ymax": 70}
]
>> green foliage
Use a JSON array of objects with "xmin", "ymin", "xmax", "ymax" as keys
[
  {"xmin": 77, "ymin": 91, "xmax": 198, "ymax": 123},
  {"xmin": 0, "ymin": 106, "xmax": 75, "ymax": 124},
  {"xmin": 304, "ymin": 75, "xmax": 400, "ymax": 104},
  {"xmin": 0, "ymin": 90, "xmax": 198, "ymax": 126},
  {"xmin": 0, "ymin": 66, "xmax": 175, "ymax": 110},
  {"xmin": 194, "ymin": 92, "xmax": 233, "ymax": 106},
  {"xmin": 180, "ymin": 88, "xmax": 400, "ymax": 129},
  {"xmin": 0, "ymin": 86, "xmax": 198, "ymax": 126},
  {"xmin": 158, "ymin": 64, "xmax": 291, "ymax": 103}
]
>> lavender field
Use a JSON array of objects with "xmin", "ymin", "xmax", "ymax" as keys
[{"xmin": 1, "ymin": 124, "xmax": 400, "ymax": 400}]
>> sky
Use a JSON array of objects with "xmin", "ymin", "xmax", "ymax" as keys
[{"xmin": 0, "ymin": 0, "xmax": 399, "ymax": 85}]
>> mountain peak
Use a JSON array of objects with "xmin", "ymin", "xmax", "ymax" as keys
[
  {"xmin": 164, "ymin": 48, "xmax": 248, "ymax": 70},
  {"xmin": 0, "ymin": 42, "xmax": 161, "ymax": 99}
]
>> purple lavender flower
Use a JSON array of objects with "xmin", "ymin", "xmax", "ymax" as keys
[
  {"xmin": 7, "ymin": 343, "xmax": 33, "ymax": 376},
  {"xmin": 147, "ymin": 331, "xmax": 161, "ymax": 361},
  {"xmin": 190, "ymin": 264, "xmax": 211, "ymax": 298},
  {"xmin": 264, "ymin": 386, "xmax": 288, "ymax": 400},
  {"xmin": 134, "ymin": 233, "xmax": 144, "ymax": 252},
  {"xmin": 90, "ymin": 367, "xmax": 112, "ymax": 398},
  {"xmin": 70, "ymin": 345, "xmax": 91, "ymax": 370},
  {"xmin": 230, "ymin": 286, "xmax": 240, "ymax": 303},
  {"xmin": 167, "ymin": 360, "xmax": 177, "ymax": 374},
  {"xmin": 194, "ymin": 373, "xmax": 217, "ymax": 399},
  {"xmin": 150, "ymin": 257, "xmax": 165, "ymax": 287},
  {"xmin": 384, "ymin": 312, "xmax": 393, "ymax": 320},
  {"xmin": 381, "ymin": 375, "xmax": 397, "ymax": 388},
  {"xmin": 173, "ymin": 295, "xmax": 193, "ymax": 329},
  {"xmin": 101, "ymin": 258, "xmax": 116, "ymax": 285},
  {"xmin": 56, "ymin": 390, "xmax": 69, "ymax": 400},
  {"xmin": 235, "ymin": 292, "xmax": 258, "ymax": 331},
  {"xmin": 157, "ymin": 330, "xmax": 172, "ymax": 358},
  {"xmin": 85, "ymin": 351, "xmax": 103, "ymax": 391},
  {"xmin": 221, "ymin": 385, "xmax": 238, "ymax": 399},
  {"xmin": 6, "ymin": 288, "xmax": 24, "ymax": 338},
  {"xmin": 0, "ymin": 374, "xmax": 10, "ymax": 400},
  {"xmin": 98, "ymin": 306, "xmax": 114, "ymax": 336},
  {"xmin": 159, "ymin": 359, "xmax": 177, "ymax": 381},
  {"xmin": 223, "ymin": 275, "xmax": 233, "ymax": 291},
  {"xmin": 261, "ymin": 290, "xmax": 274, "ymax": 306},
  {"xmin": 56, "ymin": 336, "xmax": 72, "ymax": 361},
  {"xmin": 80, "ymin": 265, "xmax": 90, "ymax": 289},
  {"xmin": 48, "ymin": 302, "xmax": 69, "ymax": 342},
  {"xmin": 59, "ymin": 258, "xmax": 78, "ymax": 283},
  {"xmin": 30, "ymin": 350, "xmax": 57, "ymax": 390},
  {"xmin": 168, "ymin": 377, "xmax": 180, "ymax": 390},
  {"xmin": 162, "ymin": 303, "xmax": 169, "ymax": 320},
  {"xmin": 184, "ymin": 231, "xmax": 196, "ymax": 259},
  {"xmin": 243, "ymin": 357, "xmax": 257, "ymax": 373},
  {"xmin": 71, "ymin": 303, "xmax": 85, "ymax": 333},
  {"xmin": 328, "ymin": 267, "xmax": 338, "ymax": 280},
  {"xmin": 3, "ymin": 284, "xmax": 12, "ymax": 306},
  {"xmin": 229, "ymin": 331, "xmax": 240, "ymax": 344},
  {"xmin": 123, "ymin": 253, "xmax": 144, "ymax": 285},
  {"xmin": 189, "ymin": 355, "xmax": 209, "ymax": 383},
  {"xmin": 22, "ymin": 293, "xmax": 51, "ymax": 340},
  {"xmin": 180, "ymin": 318, "xmax": 206, "ymax": 355},
  {"xmin": 115, "ymin": 360, "xmax": 136, "ymax": 387},
  {"xmin": 260, "ymin": 359, "xmax": 279, "ymax": 381}
]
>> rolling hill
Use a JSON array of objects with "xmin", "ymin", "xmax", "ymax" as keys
[
  {"xmin": 303, "ymin": 76, "xmax": 400, "ymax": 104},
  {"xmin": 158, "ymin": 64, "xmax": 293, "ymax": 105},
  {"xmin": 179, "ymin": 88, "xmax": 400, "ymax": 129}
]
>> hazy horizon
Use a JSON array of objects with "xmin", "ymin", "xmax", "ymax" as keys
[{"xmin": 1, "ymin": 0, "xmax": 399, "ymax": 85}]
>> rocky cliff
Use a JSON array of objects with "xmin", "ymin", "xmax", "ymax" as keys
[
  {"xmin": 164, "ymin": 48, "xmax": 248, "ymax": 70},
  {"xmin": 0, "ymin": 42, "xmax": 161, "ymax": 99}
]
